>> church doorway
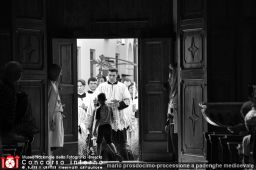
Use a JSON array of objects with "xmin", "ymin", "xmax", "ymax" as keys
[
  {"xmin": 76, "ymin": 38, "xmax": 140, "ymax": 161},
  {"xmin": 51, "ymin": 38, "xmax": 173, "ymax": 162}
]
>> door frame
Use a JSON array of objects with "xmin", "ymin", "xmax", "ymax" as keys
[
  {"xmin": 75, "ymin": 37, "xmax": 142, "ymax": 159},
  {"xmin": 49, "ymin": 37, "xmax": 174, "ymax": 161},
  {"xmin": 50, "ymin": 38, "xmax": 78, "ymax": 155}
]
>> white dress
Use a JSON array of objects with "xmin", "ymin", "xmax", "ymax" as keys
[{"xmin": 49, "ymin": 82, "xmax": 64, "ymax": 148}]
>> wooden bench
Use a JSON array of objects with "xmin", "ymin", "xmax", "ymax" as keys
[
  {"xmin": 218, "ymin": 135, "xmax": 243, "ymax": 163},
  {"xmin": 201, "ymin": 102, "xmax": 245, "ymax": 165},
  {"xmin": 208, "ymin": 134, "xmax": 226, "ymax": 163},
  {"xmin": 204, "ymin": 132, "xmax": 213, "ymax": 163},
  {"xmin": 206, "ymin": 133, "xmax": 243, "ymax": 164},
  {"xmin": 227, "ymin": 141, "xmax": 242, "ymax": 163}
]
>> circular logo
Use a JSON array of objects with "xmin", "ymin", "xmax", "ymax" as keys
[{"xmin": 5, "ymin": 156, "xmax": 15, "ymax": 168}]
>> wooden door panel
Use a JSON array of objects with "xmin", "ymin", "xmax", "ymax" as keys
[
  {"xmin": 58, "ymin": 44, "xmax": 73, "ymax": 83},
  {"xmin": 179, "ymin": 27, "xmax": 207, "ymax": 162},
  {"xmin": 15, "ymin": 0, "xmax": 44, "ymax": 19},
  {"xmin": 140, "ymin": 39, "xmax": 172, "ymax": 161},
  {"xmin": 143, "ymin": 42, "xmax": 164, "ymax": 81},
  {"xmin": 12, "ymin": 0, "xmax": 47, "ymax": 155},
  {"xmin": 145, "ymin": 91, "xmax": 166, "ymax": 141},
  {"xmin": 181, "ymin": 80, "xmax": 205, "ymax": 155},
  {"xmin": 61, "ymin": 95, "xmax": 74, "ymax": 141},
  {"xmin": 19, "ymin": 80, "xmax": 46, "ymax": 154},
  {"xmin": 14, "ymin": 28, "xmax": 44, "ymax": 70},
  {"xmin": 181, "ymin": 0, "xmax": 204, "ymax": 19},
  {"xmin": 52, "ymin": 39, "xmax": 77, "ymax": 155},
  {"xmin": 182, "ymin": 29, "xmax": 204, "ymax": 69}
]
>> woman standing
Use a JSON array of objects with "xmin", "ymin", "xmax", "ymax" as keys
[{"xmin": 48, "ymin": 64, "xmax": 64, "ymax": 154}]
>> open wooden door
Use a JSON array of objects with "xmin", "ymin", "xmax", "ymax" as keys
[
  {"xmin": 178, "ymin": 29, "xmax": 207, "ymax": 162},
  {"xmin": 140, "ymin": 38, "xmax": 173, "ymax": 161},
  {"xmin": 11, "ymin": 0, "xmax": 47, "ymax": 155},
  {"xmin": 52, "ymin": 39, "xmax": 78, "ymax": 155}
]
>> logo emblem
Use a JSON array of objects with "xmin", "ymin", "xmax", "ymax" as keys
[{"xmin": 1, "ymin": 155, "xmax": 20, "ymax": 169}]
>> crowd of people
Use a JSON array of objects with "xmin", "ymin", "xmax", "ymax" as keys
[
  {"xmin": 77, "ymin": 69, "xmax": 139, "ymax": 161},
  {"xmin": 4, "ymin": 61, "xmax": 256, "ymax": 166},
  {"xmin": 0, "ymin": 61, "xmax": 139, "ymax": 162},
  {"xmin": 5, "ymin": 60, "xmax": 256, "ymax": 166}
]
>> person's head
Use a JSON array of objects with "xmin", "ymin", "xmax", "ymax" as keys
[
  {"xmin": 97, "ymin": 76, "xmax": 106, "ymax": 85},
  {"xmin": 241, "ymin": 101, "xmax": 254, "ymax": 118},
  {"xmin": 48, "ymin": 64, "xmax": 62, "ymax": 82},
  {"xmin": 78, "ymin": 79, "xmax": 86, "ymax": 94},
  {"xmin": 98, "ymin": 93, "xmax": 107, "ymax": 105},
  {"xmin": 3, "ymin": 61, "xmax": 22, "ymax": 83},
  {"xmin": 245, "ymin": 104, "xmax": 256, "ymax": 133},
  {"xmin": 117, "ymin": 74, "xmax": 121, "ymax": 82},
  {"xmin": 128, "ymin": 83, "xmax": 134, "ymax": 95},
  {"xmin": 88, "ymin": 77, "xmax": 98, "ymax": 91},
  {"xmin": 108, "ymin": 68, "xmax": 118, "ymax": 83},
  {"xmin": 123, "ymin": 78, "xmax": 132, "ymax": 87},
  {"xmin": 128, "ymin": 83, "xmax": 137, "ymax": 97}
]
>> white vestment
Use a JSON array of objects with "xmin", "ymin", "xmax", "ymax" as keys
[
  {"xmin": 48, "ymin": 81, "xmax": 64, "ymax": 148},
  {"xmin": 92, "ymin": 81, "xmax": 131, "ymax": 131}
]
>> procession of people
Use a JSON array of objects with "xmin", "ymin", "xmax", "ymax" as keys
[
  {"xmin": 0, "ymin": 61, "xmax": 139, "ymax": 163},
  {"xmin": 77, "ymin": 69, "xmax": 139, "ymax": 161}
]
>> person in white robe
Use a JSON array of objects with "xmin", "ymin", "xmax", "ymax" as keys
[
  {"xmin": 48, "ymin": 64, "xmax": 64, "ymax": 154},
  {"xmin": 77, "ymin": 79, "xmax": 90, "ymax": 156},
  {"xmin": 126, "ymin": 82, "xmax": 139, "ymax": 160},
  {"xmin": 87, "ymin": 77, "xmax": 98, "ymax": 96},
  {"xmin": 89, "ymin": 68, "xmax": 131, "ymax": 160}
]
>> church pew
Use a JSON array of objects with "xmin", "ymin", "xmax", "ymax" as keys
[
  {"xmin": 227, "ymin": 141, "xmax": 242, "ymax": 163},
  {"xmin": 204, "ymin": 132, "xmax": 213, "ymax": 163},
  {"xmin": 200, "ymin": 102, "xmax": 245, "ymax": 164},
  {"xmin": 208, "ymin": 133, "xmax": 243, "ymax": 164},
  {"xmin": 218, "ymin": 135, "xmax": 243, "ymax": 163},
  {"xmin": 208, "ymin": 134, "xmax": 227, "ymax": 163}
]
